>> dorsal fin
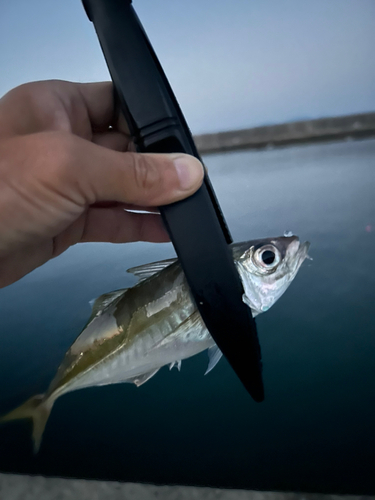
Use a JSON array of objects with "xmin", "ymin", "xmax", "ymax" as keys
[{"xmin": 127, "ymin": 258, "xmax": 177, "ymax": 281}]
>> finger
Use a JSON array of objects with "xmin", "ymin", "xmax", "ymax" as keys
[
  {"xmin": 116, "ymin": 111, "xmax": 131, "ymax": 136},
  {"xmin": 67, "ymin": 135, "xmax": 204, "ymax": 207},
  {"xmin": 80, "ymin": 208, "xmax": 170, "ymax": 243},
  {"xmin": 77, "ymin": 81, "xmax": 117, "ymax": 131},
  {"xmin": 52, "ymin": 208, "xmax": 170, "ymax": 255},
  {"xmin": 0, "ymin": 80, "xmax": 118, "ymax": 138},
  {"xmin": 92, "ymin": 131, "xmax": 131, "ymax": 152},
  {"xmin": 77, "ymin": 82, "xmax": 134, "ymax": 137},
  {"xmin": 127, "ymin": 140, "xmax": 136, "ymax": 152}
]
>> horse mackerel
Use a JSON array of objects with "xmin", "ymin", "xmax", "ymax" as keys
[{"xmin": 0, "ymin": 235, "xmax": 310, "ymax": 452}]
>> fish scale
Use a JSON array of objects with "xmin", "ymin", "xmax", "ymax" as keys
[{"xmin": 0, "ymin": 235, "xmax": 309, "ymax": 452}]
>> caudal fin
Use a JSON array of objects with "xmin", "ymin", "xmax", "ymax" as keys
[{"xmin": 0, "ymin": 395, "xmax": 53, "ymax": 453}]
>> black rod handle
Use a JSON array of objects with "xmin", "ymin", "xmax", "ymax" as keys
[{"xmin": 82, "ymin": 0, "xmax": 264, "ymax": 402}]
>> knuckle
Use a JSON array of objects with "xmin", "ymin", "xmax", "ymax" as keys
[
  {"xmin": 4, "ymin": 82, "xmax": 34, "ymax": 101},
  {"xmin": 44, "ymin": 131, "xmax": 75, "ymax": 169},
  {"xmin": 31, "ymin": 131, "xmax": 77, "ymax": 189},
  {"xmin": 1, "ymin": 131, "xmax": 75, "ymax": 180},
  {"xmin": 129, "ymin": 153, "xmax": 161, "ymax": 197},
  {"xmin": 4, "ymin": 82, "xmax": 46, "ymax": 112}
]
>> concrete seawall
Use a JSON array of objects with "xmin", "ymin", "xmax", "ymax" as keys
[
  {"xmin": 194, "ymin": 112, "xmax": 375, "ymax": 154},
  {"xmin": 1, "ymin": 474, "xmax": 375, "ymax": 500}
]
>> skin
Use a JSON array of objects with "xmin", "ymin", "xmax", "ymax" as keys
[{"xmin": 0, "ymin": 80, "xmax": 204, "ymax": 288}]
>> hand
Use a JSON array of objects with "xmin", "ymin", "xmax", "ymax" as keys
[{"xmin": 0, "ymin": 80, "xmax": 204, "ymax": 288}]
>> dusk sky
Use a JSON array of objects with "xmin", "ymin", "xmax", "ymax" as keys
[{"xmin": 1, "ymin": 0, "xmax": 374, "ymax": 133}]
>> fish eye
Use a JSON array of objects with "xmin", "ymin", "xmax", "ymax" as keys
[
  {"xmin": 261, "ymin": 250, "xmax": 276, "ymax": 265},
  {"xmin": 254, "ymin": 245, "xmax": 281, "ymax": 269}
]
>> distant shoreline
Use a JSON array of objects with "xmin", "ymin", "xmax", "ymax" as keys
[{"xmin": 194, "ymin": 112, "xmax": 375, "ymax": 154}]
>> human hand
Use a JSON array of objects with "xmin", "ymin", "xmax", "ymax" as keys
[{"xmin": 0, "ymin": 80, "xmax": 204, "ymax": 287}]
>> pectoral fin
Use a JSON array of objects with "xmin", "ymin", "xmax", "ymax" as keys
[
  {"xmin": 242, "ymin": 293, "xmax": 252, "ymax": 309},
  {"xmin": 88, "ymin": 289, "xmax": 127, "ymax": 320},
  {"xmin": 205, "ymin": 345, "xmax": 223, "ymax": 375}
]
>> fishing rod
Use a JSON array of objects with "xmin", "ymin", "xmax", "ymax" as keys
[{"xmin": 82, "ymin": 0, "xmax": 264, "ymax": 402}]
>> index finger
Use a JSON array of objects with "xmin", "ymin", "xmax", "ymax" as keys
[
  {"xmin": 0, "ymin": 80, "xmax": 122, "ymax": 138},
  {"xmin": 79, "ymin": 82, "xmax": 134, "ymax": 140},
  {"xmin": 77, "ymin": 81, "xmax": 118, "ymax": 132}
]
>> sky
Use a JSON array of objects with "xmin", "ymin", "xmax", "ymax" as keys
[{"xmin": 0, "ymin": 0, "xmax": 374, "ymax": 134}]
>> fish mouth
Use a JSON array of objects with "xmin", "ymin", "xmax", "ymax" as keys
[{"xmin": 287, "ymin": 238, "xmax": 310, "ymax": 280}]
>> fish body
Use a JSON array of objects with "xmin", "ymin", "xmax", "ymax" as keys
[
  {"xmin": 50, "ymin": 259, "xmax": 210, "ymax": 398},
  {"xmin": 1, "ymin": 235, "xmax": 309, "ymax": 451}
]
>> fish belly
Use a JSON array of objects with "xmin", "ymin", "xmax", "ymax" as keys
[{"xmin": 52, "ymin": 310, "xmax": 215, "ymax": 398}]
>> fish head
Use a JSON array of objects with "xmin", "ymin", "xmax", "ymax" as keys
[{"xmin": 232, "ymin": 235, "xmax": 310, "ymax": 315}]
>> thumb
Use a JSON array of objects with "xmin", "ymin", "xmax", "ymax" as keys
[{"xmin": 70, "ymin": 135, "xmax": 205, "ymax": 207}]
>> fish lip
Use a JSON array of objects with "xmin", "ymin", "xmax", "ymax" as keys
[
  {"xmin": 289, "ymin": 240, "xmax": 310, "ymax": 278},
  {"xmin": 298, "ymin": 240, "xmax": 310, "ymax": 260}
]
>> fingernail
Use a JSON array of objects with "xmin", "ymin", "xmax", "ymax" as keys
[{"xmin": 173, "ymin": 155, "xmax": 204, "ymax": 191}]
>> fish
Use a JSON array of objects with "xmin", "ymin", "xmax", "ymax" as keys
[{"xmin": 0, "ymin": 235, "xmax": 309, "ymax": 452}]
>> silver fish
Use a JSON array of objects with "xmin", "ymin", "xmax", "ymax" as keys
[{"xmin": 1, "ymin": 235, "xmax": 309, "ymax": 452}]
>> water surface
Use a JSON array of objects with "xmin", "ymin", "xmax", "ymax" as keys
[{"xmin": 0, "ymin": 139, "xmax": 374, "ymax": 493}]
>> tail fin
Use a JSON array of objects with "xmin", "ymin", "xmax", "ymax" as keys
[{"xmin": 0, "ymin": 395, "xmax": 53, "ymax": 453}]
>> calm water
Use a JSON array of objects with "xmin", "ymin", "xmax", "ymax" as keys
[{"xmin": 0, "ymin": 139, "xmax": 374, "ymax": 493}]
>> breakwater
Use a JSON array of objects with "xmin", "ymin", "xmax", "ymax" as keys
[{"xmin": 194, "ymin": 112, "xmax": 375, "ymax": 154}]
